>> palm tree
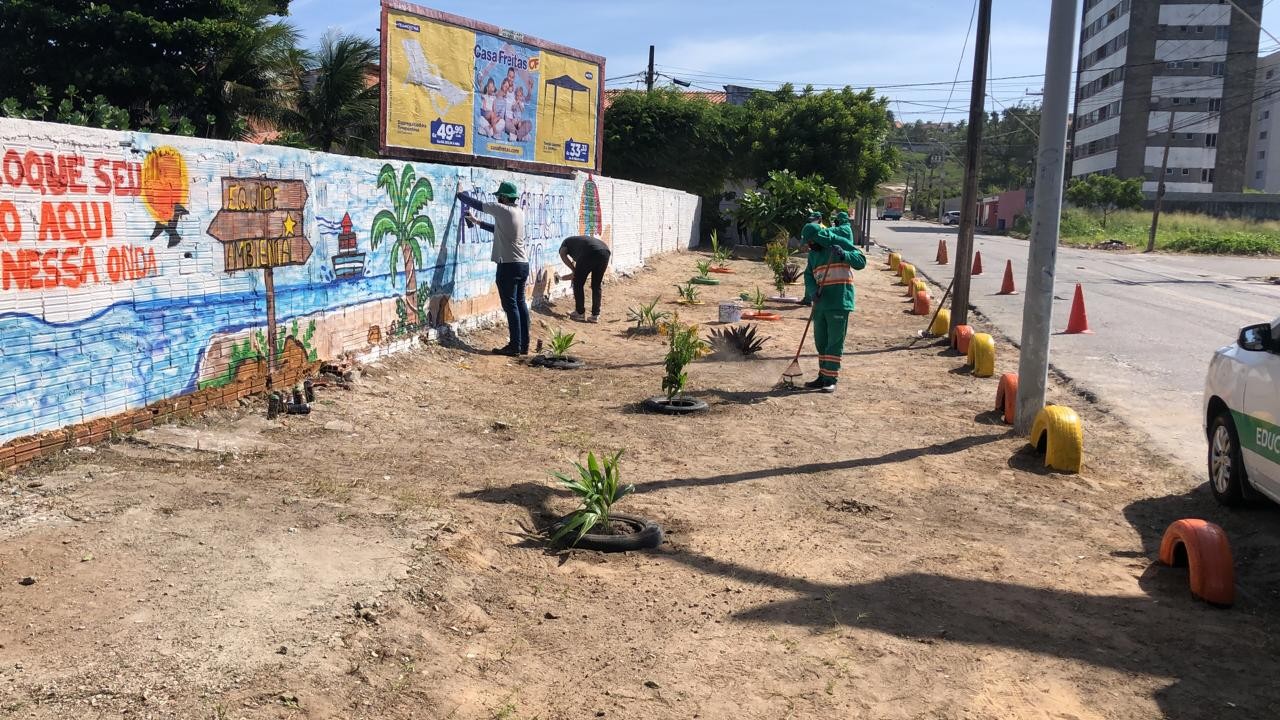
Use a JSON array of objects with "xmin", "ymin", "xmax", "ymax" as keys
[
  {"xmin": 199, "ymin": 18, "xmax": 301, "ymax": 140},
  {"xmin": 371, "ymin": 164, "xmax": 435, "ymax": 326},
  {"xmin": 283, "ymin": 32, "xmax": 379, "ymax": 155}
]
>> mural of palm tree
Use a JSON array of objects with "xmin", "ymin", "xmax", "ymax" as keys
[{"xmin": 372, "ymin": 163, "xmax": 435, "ymax": 327}]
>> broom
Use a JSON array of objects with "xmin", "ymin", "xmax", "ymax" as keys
[{"xmin": 907, "ymin": 276, "xmax": 955, "ymax": 347}]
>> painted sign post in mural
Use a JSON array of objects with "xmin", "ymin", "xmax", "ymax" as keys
[
  {"xmin": 207, "ymin": 178, "xmax": 312, "ymax": 372},
  {"xmin": 380, "ymin": 0, "xmax": 605, "ymax": 174}
]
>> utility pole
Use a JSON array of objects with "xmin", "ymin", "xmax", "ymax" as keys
[
  {"xmin": 646, "ymin": 45, "xmax": 655, "ymax": 92},
  {"xmin": 949, "ymin": 0, "xmax": 992, "ymax": 332},
  {"xmin": 1014, "ymin": 0, "xmax": 1077, "ymax": 435},
  {"xmin": 1147, "ymin": 112, "xmax": 1175, "ymax": 253}
]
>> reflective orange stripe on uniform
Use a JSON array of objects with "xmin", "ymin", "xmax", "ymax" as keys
[
  {"xmin": 818, "ymin": 355, "xmax": 842, "ymax": 363},
  {"xmin": 816, "ymin": 263, "xmax": 854, "ymax": 285}
]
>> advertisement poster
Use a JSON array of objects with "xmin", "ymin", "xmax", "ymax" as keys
[{"xmin": 381, "ymin": 1, "xmax": 603, "ymax": 172}]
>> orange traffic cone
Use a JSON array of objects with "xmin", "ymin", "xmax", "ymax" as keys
[
  {"xmin": 972, "ymin": 251, "xmax": 984, "ymax": 276},
  {"xmin": 936, "ymin": 239, "xmax": 949, "ymax": 265},
  {"xmin": 1064, "ymin": 283, "xmax": 1093, "ymax": 334},
  {"xmin": 998, "ymin": 260, "xmax": 1017, "ymax": 295}
]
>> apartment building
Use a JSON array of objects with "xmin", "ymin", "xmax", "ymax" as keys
[
  {"xmin": 1071, "ymin": 0, "xmax": 1263, "ymax": 193},
  {"xmin": 1246, "ymin": 51, "xmax": 1280, "ymax": 191}
]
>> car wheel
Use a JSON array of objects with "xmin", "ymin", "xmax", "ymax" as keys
[{"xmin": 1208, "ymin": 411, "xmax": 1247, "ymax": 506}]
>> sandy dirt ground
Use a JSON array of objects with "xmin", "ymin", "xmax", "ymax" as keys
[{"xmin": 2, "ymin": 246, "xmax": 1280, "ymax": 720}]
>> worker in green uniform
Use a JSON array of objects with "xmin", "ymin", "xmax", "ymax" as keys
[
  {"xmin": 800, "ymin": 210, "xmax": 824, "ymax": 307},
  {"xmin": 801, "ymin": 220, "xmax": 866, "ymax": 392}
]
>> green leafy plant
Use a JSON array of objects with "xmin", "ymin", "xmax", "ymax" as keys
[
  {"xmin": 674, "ymin": 282, "xmax": 701, "ymax": 303},
  {"xmin": 749, "ymin": 287, "xmax": 767, "ymax": 312},
  {"xmin": 662, "ymin": 319, "xmax": 708, "ymax": 400},
  {"xmin": 707, "ymin": 324, "xmax": 769, "ymax": 358},
  {"xmin": 764, "ymin": 237, "xmax": 793, "ymax": 293},
  {"xmin": 710, "ymin": 230, "xmax": 731, "ymax": 266},
  {"xmin": 547, "ymin": 328, "xmax": 579, "ymax": 358},
  {"xmin": 1065, "ymin": 174, "xmax": 1143, "ymax": 229},
  {"xmin": 734, "ymin": 170, "xmax": 846, "ymax": 243},
  {"xmin": 626, "ymin": 298, "xmax": 670, "ymax": 334},
  {"xmin": 696, "ymin": 260, "xmax": 712, "ymax": 278},
  {"xmin": 550, "ymin": 450, "xmax": 635, "ymax": 545}
]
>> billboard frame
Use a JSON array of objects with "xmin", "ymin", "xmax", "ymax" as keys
[{"xmin": 379, "ymin": 0, "xmax": 606, "ymax": 176}]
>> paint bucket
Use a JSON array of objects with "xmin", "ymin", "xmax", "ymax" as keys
[{"xmin": 718, "ymin": 302, "xmax": 742, "ymax": 324}]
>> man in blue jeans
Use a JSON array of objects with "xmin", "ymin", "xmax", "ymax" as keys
[{"xmin": 459, "ymin": 180, "xmax": 529, "ymax": 356}]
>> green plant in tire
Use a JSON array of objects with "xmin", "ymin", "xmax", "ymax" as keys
[
  {"xmin": 547, "ymin": 328, "xmax": 579, "ymax": 358},
  {"xmin": 550, "ymin": 450, "xmax": 635, "ymax": 544},
  {"xmin": 696, "ymin": 260, "xmax": 712, "ymax": 279},
  {"xmin": 662, "ymin": 319, "xmax": 707, "ymax": 400},
  {"xmin": 674, "ymin": 282, "xmax": 701, "ymax": 304},
  {"xmin": 749, "ymin": 286, "xmax": 767, "ymax": 313},
  {"xmin": 710, "ymin": 230, "xmax": 731, "ymax": 266}
]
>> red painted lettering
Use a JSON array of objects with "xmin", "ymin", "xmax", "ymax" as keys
[
  {"xmin": 18, "ymin": 248, "xmax": 41, "ymax": 289},
  {"xmin": 102, "ymin": 202, "xmax": 112, "ymax": 237},
  {"xmin": 65, "ymin": 156, "xmax": 87, "ymax": 193},
  {"xmin": 2, "ymin": 150, "xmax": 22, "ymax": 187},
  {"xmin": 81, "ymin": 246, "xmax": 98, "ymax": 284},
  {"xmin": 59, "ymin": 247, "xmax": 82, "ymax": 289},
  {"xmin": 78, "ymin": 202, "xmax": 104, "ymax": 241},
  {"xmin": 0, "ymin": 201, "xmax": 19, "ymax": 242},
  {"xmin": 93, "ymin": 158, "xmax": 112, "ymax": 194},
  {"xmin": 39, "ymin": 248, "xmax": 60, "ymax": 286},
  {"xmin": 57, "ymin": 202, "xmax": 84, "ymax": 244},
  {"xmin": 23, "ymin": 152, "xmax": 45, "ymax": 194},
  {"xmin": 36, "ymin": 202, "xmax": 59, "ymax": 242}
]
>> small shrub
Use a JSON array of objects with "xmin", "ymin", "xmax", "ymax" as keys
[
  {"xmin": 626, "ymin": 298, "xmax": 669, "ymax": 334},
  {"xmin": 663, "ymin": 318, "xmax": 708, "ymax": 399},
  {"xmin": 749, "ymin": 286, "xmax": 767, "ymax": 312},
  {"xmin": 708, "ymin": 324, "xmax": 769, "ymax": 358},
  {"xmin": 696, "ymin": 260, "xmax": 712, "ymax": 278},
  {"xmin": 674, "ymin": 282, "xmax": 701, "ymax": 303},
  {"xmin": 547, "ymin": 329, "xmax": 578, "ymax": 358},
  {"xmin": 550, "ymin": 450, "xmax": 634, "ymax": 545},
  {"xmin": 711, "ymin": 230, "xmax": 731, "ymax": 266}
]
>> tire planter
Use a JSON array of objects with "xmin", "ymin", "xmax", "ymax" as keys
[
  {"xmin": 643, "ymin": 396, "xmax": 709, "ymax": 414},
  {"xmin": 709, "ymin": 267, "xmax": 735, "ymax": 274},
  {"xmin": 768, "ymin": 296, "xmax": 801, "ymax": 304},
  {"xmin": 951, "ymin": 324, "xmax": 975, "ymax": 354},
  {"xmin": 675, "ymin": 300, "xmax": 706, "ymax": 306},
  {"xmin": 551, "ymin": 513, "xmax": 664, "ymax": 552},
  {"xmin": 531, "ymin": 354, "xmax": 585, "ymax": 370},
  {"xmin": 691, "ymin": 277, "xmax": 721, "ymax": 285},
  {"xmin": 741, "ymin": 310, "xmax": 782, "ymax": 321}
]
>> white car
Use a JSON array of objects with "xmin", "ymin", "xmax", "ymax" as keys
[
  {"xmin": 1204, "ymin": 317, "xmax": 1280, "ymax": 505},
  {"xmin": 942, "ymin": 211, "xmax": 961, "ymax": 225}
]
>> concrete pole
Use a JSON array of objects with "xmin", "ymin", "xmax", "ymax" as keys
[
  {"xmin": 646, "ymin": 45, "xmax": 655, "ymax": 92},
  {"xmin": 1014, "ymin": 0, "xmax": 1079, "ymax": 435},
  {"xmin": 1147, "ymin": 113, "xmax": 1175, "ymax": 253},
  {"xmin": 949, "ymin": 0, "xmax": 992, "ymax": 331}
]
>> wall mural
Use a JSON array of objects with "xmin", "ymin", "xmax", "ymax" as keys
[{"xmin": 0, "ymin": 117, "xmax": 699, "ymax": 448}]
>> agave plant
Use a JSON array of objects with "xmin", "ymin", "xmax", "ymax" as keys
[
  {"xmin": 547, "ymin": 328, "xmax": 579, "ymax": 358},
  {"xmin": 696, "ymin": 260, "xmax": 712, "ymax": 278},
  {"xmin": 674, "ymin": 282, "xmax": 701, "ymax": 304},
  {"xmin": 550, "ymin": 450, "xmax": 634, "ymax": 545},
  {"xmin": 663, "ymin": 318, "xmax": 708, "ymax": 400},
  {"xmin": 708, "ymin": 324, "xmax": 770, "ymax": 358},
  {"xmin": 781, "ymin": 262, "xmax": 804, "ymax": 284},
  {"xmin": 626, "ymin": 298, "xmax": 670, "ymax": 334}
]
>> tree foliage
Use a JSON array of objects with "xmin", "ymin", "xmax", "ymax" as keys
[
  {"xmin": 734, "ymin": 170, "xmax": 842, "ymax": 242},
  {"xmin": 281, "ymin": 33, "xmax": 380, "ymax": 155},
  {"xmin": 1066, "ymin": 175, "xmax": 1144, "ymax": 228}
]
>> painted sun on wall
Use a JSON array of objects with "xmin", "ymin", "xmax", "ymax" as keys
[{"xmin": 0, "ymin": 116, "xmax": 699, "ymax": 454}]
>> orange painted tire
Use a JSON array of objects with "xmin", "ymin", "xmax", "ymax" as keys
[
  {"xmin": 1159, "ymin": 519, "xmax": 1235, "ymax": 606},
  {"xmin": 709, "ymin": 267, "xmax": 734, "ymax": 274},
  {"xmin": 951, "ymin": 325, "xmax": 974, "ymax": 354},
  {"xmin": 741, "ymin": 311, "xmax": 781, "ymax": 321},
  {"xmin": 996, "ymin": 373, "xmax": 1019, "ymax": 424},
  {"xmin": 912, "ymin": 290, "xmax": 930, "ymax": 316}
]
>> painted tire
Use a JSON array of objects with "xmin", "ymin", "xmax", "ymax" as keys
[
  {"xmin": 912, "ymin": 290, "xmax": 930, "ymax": 316},
  {"xmin": 996, "ymin": 373, "xmax": 1019, "ymax": 424},
  {"xmin": 551, "ymin": 513, "xmax": 664, "ymax": 552},
  {"xmin": 930, "ymin": 308, "xmax": 951, "ymax": 337},
  {"xmin": 531, "ymin": 354, "xmax": 585, "ymax": 370},
  {"xmin": 1159, "ymin": 518, "xmax": 1235, "ymax": 606},
  {"xmin": 910, "ymin": 278, "xmax": 929, "ymax": 298},
  {"xmin": 952, "ymin": 325, "xmax": 974, "ymax": 354},
  {"xmin": 1029, "ymin": 405, "xmax": 1083, "ymax": 473},
  {"xmin": 643, "ymin": 396, "xmax": 709, "ymax": 414},
  {"xmin": 900, "ymin": 263, "xmax": 915, "ymax": 286},
  {"xmin": 741, "ymin": 311, "xmax": 781, "ymax": 321},
  {"xmin": 709, "ymin": 267, "xmax": 735, "ymax": 274},
  {"xmin": 888, "ymin": 252, "xmax": 902, "ymax": 271},
  {"xmin": 691, "ymin": 277, "xmax": 721, "ymax": 285},
  {"xmin": 967, "ymin": 332, "xmax": 996, "ymax": 377}
]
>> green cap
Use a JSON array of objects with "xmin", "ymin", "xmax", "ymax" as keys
[
  {"xmin": 836, "ymin": 211, "xmax": 850, "ymax": 224},
  {"xmin": 806, "ymin": 210, "xmax": 822, "ymax": 221},
  {"xmin": 496, "ymin": 180, "xmax": 519, "ymax": 200},
  {"xmin": 801, "ymin": 222, "xmax": 823, "ymax": 241}
]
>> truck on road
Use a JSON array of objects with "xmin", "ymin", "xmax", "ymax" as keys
[{"xmin": 878, "ymin": 195, "xmax": 904, "ymax": 221}]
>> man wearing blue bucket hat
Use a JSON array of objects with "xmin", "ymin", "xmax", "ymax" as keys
[{"xmin": 459, "ymin": 180, "xmax": 529, "ymax": 356}]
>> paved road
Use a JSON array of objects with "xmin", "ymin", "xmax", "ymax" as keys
[{"xmin": 873, "ymin": 218, "xmax": 1280, "ymax": 477}]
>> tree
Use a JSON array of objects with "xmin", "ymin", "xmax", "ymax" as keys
[
  {"xmin": 0, "ymin": 0, "xmax": 291, "ymax": 137},
  {"xmin": 603, "ymin": 89, "xmax": 742, "ymax": 199},
  {"xmin": 978, "ymin": 105, "xmax": 1041, "ymax": 193},
  {"xmin": 372, "ymin": 164, "xmax": 435, "ymax": 328},
  {"xmin": 282, "ymin": 33, "xmax": 380, "ymax": 155},
  {"xmin": 200, "ymin": 16, "xmax": 302, "ymax": 141},
  {"xmin": 734, "ymin": 170, "xmax": 843, "ymax": 243},
  {"xmin": 1066, "ymin": 175, "xmax": 1144, "ymax": 228},
  {"xmin": 742, "ymin": 85, "xmax": 898, "ymax": 199}
]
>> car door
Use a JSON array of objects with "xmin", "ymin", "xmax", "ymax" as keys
[{"xmin": 1238, "ymin": 319, "xmax": 1280, "ymax": 500}]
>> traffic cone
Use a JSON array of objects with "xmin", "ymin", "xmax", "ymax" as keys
[
  {"xmin": 936, "ymin": 239, "xmax": 949, "ymax": 265},
  {"xmin": 998, "ymin": 260, "xmax": 1017, "ymax": 295},
  {"xmin": 972, "ymin": 251, "xmax": 984, "ymax": 276},
  {"xmin": 1064, "ymin": 283, "xmax": 1093, "ymax": 334}
]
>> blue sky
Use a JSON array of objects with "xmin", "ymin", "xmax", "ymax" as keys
[{"xmin": 285, "ymin": 0, "xmax": 1280, "ymax": 122}]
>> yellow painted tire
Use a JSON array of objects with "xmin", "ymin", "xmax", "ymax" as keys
[
  {"xmin": 900, "ymin": 264, "xmax": 915, "ymax": 286},
  {"xmin": 966, "ymin": 332, "xmax": 996, "ymax": 377},
  {"xmin": 1029, "ymin": 405, "xmax": 1084, "ymax": 473},
  {"xmin": 930, "ymin": 308, "xmax": 951, "ymax": 337},
  {"xmin": 912, "ymin": 278, "xmax": 929, "ymax": 297},
  {"xmin": 889, "ymin": 252, "xmax": 901, "ymax": 271}
]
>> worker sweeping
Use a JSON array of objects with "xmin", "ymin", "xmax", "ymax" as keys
[
  {"xmin": 800, "ymin": 210, "xmax": 825, "ymax": 307},
  {"xmin": 802, "ymin": 219, "xmax": 866, "ymax": 392}
]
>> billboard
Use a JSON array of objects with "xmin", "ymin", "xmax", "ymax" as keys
[{"xmin": 380, "ymin": 1, "xmax": 605, "ymax": 173}]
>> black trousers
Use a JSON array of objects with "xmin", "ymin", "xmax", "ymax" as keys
[{"xmin": 571, "ymin": 251, "xmax": 611, "ymax": 316}]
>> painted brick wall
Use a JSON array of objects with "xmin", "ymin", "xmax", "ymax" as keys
[{"xmin": 0, "ymin": 118, "xmax": 699, "ymax": 463}]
